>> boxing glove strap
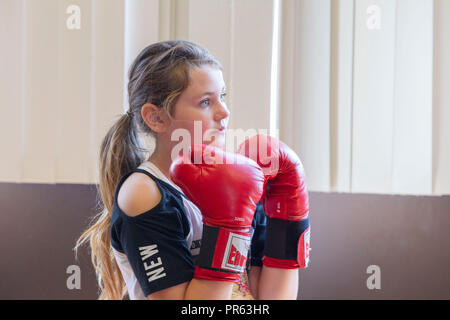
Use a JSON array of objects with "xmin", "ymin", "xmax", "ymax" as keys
[
  {"xmin": 263, "ymin": 217, "xmax": 310, "ymax": 269},
  {"xmin": 195, "ymin": 225, "xmax": 252, "ymax": 282},
  {"xmin": 193, "ymin": 266, "xmax": 241, "ymax": 282}
]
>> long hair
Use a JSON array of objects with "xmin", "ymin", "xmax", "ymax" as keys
[{"xmin": 75, "ymin": 40, "xmax": 222, "ymax": 299}]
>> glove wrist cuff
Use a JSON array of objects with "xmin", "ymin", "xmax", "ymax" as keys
[
  {"xmin": 263, "ymin": 217, "xmax": 310, "ymax": 269},
  {"xmin": 195, "ymin": 225, "xmax": 251, "ymax": 283}
]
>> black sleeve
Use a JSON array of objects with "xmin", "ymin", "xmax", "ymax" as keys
[
  {"xmin": 249, "ymin": 202, "xmax": 267, "ymax": 267},
  {"xmin": 118, "ymin": 209, "xmax": 195, "ymax": 296}
]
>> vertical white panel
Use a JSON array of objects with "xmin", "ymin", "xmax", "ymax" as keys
[
  {"xmin": 352, "ymin": 0, "xmax": 396, "ymax": 193},
  {"xmin": 433, "ymin": 0, "xmax": 450, "ymax": 195},
  {"xmin": 269, "ymin": 0, "xmax": 281, "ymax": 138},
  {"xmin": 230, "ymin": 0, "xmax": 274, "ymax": 134},
  {"xmin": 0, "ymin": 0, "xmax": 25, "ymax": 182},
  {"xmin": 279, "ymin": 0, "xmax": 296, "ymax": 148},
  {"xmin": 158, "ymin": 0, "xmax": 189, "ymax": 41},
  {"xmin": 21, "ymin": 0, "xmax": 59, "ymax": 183},
  {"xmin": 188, "ymin": 0, "xmax": 232, "ymax": 99},
  {"xmin": 55, "ymin": 0, "xmax": 92, "ymax": 183},
  {"xmin": 174, "ymin": 0, "xmax": 189, "ymax": 40},
  {"xmin": 392, "ymin": 0, "xmax": 433, "ymax": 195},
  {"xmin": 158, "ymin": 0, "xmax": 173, "ymax": 41},
  {"xmin": 330, "ymin": 0, "xmax": 354, "ymax": 192},
  {"xmin": 123, "ymin": 0, "xmax": 159, "ymax": 112},
  {"xmin": 293, "ymin": 0, "xmax": 331, "ymax": 192},
  {"xmin": 89, "ymin": 0, "xmax": 125, "ymax": 184}
]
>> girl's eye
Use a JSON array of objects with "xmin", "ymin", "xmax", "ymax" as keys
[
  {"xmin": 201, "ymin": 99, "xmax": 210, "ymax": 107},
  {"xmin": 200, "ymin": 93, "xmax": 226, "ymax": 107}
]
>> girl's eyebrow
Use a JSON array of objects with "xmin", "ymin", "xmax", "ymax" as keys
[{"xmin": 198, "ymin": 86, "xmax": 227, "ymax": 97}]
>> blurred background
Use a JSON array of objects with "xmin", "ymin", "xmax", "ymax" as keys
[{"xmin": 0, "ymin": 0, "xmax": 449, "ymax": 299}]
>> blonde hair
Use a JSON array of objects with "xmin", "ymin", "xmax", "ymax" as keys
[{"xmin": 75, "ymin": 40, "xmax": 222, "ymax": 299}]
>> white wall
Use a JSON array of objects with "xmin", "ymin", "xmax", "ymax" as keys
[
  {"xmin": 433, "ymin": 0, "xmax": 450, "ymax": 195},
  {"xmin": 279, "ymin": 0, "xmax": 331, "ymax": 192},
  {"xmin": 279, "ymin": 0, "xmax": 443, "ymax": 195},
  {"xmin": 0, "ymin": 0, "xmax": 449, "ymax": 195},
  {"xmin": 0, "ymin": 0, "xmax": 124, "ymax": 184}
]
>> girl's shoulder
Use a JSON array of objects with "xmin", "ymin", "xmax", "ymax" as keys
[{"xmin": 117, "ymin": 171, "xmax": 162, "ymax": 218}]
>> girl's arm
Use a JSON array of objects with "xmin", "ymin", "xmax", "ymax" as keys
[
  {"xmin": 184, "ymin": 279, "xmax": 234, "ymax": 300},
  {"xmin": 147, "ymin": 279, "xmax": 233, "ymax": 300},
  {"xmin": 248, "ymin": 266, "xmax": 261, "ymax": 299},
  {"xmin": 247, "ymin": 204, "xmax": 300, "ymax": 300},
  {"xmin": 255, "ymin": 266, "xmax": 298, "ymax": 300},
  {"xmin": 248, "ymin": 266, "xmax": 299, "ymax": 300}
]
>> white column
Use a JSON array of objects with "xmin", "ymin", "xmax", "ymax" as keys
[
  {"xmin": 330, "ymin": 0, "xmax": 355, "ymax": 193},
  {"xmin": 392, "ymin": 0, "xmax": 433, "ymax": 195},
  {"xmin": 0, "ymin": 0, "xmax": 26, "ymax": 183},
  {"xmin": 433, "ymin": 0, "xmax": 450, "ymax": 195},
  {"xmin": 351, "ymin": 0, "xmax": 397, "ymax": 193},
  {"xmin": 230, "ymin": 0, "xmax": 274, "ymax": 134},
  {"xmin": 21, "ymin": 0, "xmax": 59, "ymax": 183},
  {"xmin": 88, "ymin": 0, "xmax": 126, "ymax": 184},
  {"xmin": 280, "ymin": 0, "xmax": 331, "ymax": 192},
  {"xmin": 123, "ymin": 0, "xmax": 160, "ymax": 112},
  {"xmin": 55, "ymin": 0, "xmax": 92, "ymax": 184}
]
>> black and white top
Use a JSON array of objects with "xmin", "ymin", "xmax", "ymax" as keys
[
  {"xmin": 110, "ymin": 161, "xmax": 267, "ymax": 300},
  {"xmin": 110, "ymin": 161, "xmax": 203, "ymax": 299}
]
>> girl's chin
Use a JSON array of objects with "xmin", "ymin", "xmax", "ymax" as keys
[
  {"xmin": 204, "ymin": 129, "xmax": 226, "ymax": 148},
  {"xmin": 205, "ymin": 136, "xmax": 225, "ymax": 149}
]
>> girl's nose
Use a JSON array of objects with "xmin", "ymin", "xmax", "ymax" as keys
[{"xmin": 214, "ymin": 101, "xmax": 230, "ymax": 122}]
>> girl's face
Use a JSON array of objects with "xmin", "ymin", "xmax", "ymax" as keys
[{"xmin": 169, "ymin": 65, "xmax": 230, "ymax": 150}]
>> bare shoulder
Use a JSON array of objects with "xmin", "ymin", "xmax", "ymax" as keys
[{"xmin": 117, "ymin": 172, "xmax": 162, "ymax": 217}]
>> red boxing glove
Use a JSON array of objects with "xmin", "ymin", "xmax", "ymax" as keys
[
  {"xmin": 238, "ymin": 135, "xmax": 311, "ymax": 269},
  {"xmin": 169, "ymin": 144, "xmax": 265, "ymax": 282}
]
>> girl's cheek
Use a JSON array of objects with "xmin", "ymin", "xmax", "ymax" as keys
[{"xmin": 170, "ymin": 118, "xmax": 223, "ymax": 146}]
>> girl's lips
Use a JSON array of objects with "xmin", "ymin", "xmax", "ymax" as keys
[{"xmin": 208, "ymin": 127, "xmax": 226, "ymax": 133}]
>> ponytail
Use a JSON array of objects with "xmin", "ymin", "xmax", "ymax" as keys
[{"xmin": 75, "ymin": 113, "xmax": 146, "ymax": 299}]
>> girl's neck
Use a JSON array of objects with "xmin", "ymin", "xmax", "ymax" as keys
[{"xmin": 147, "ymin": 148, "xmax": 173, "ymax": 181}]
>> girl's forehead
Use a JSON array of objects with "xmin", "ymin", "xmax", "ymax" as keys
[{"xmin": 187, "ymin": 66, "xmax": 225, "ymax": 93}]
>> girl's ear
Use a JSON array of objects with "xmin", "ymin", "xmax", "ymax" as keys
[{"xmin": 141, "ymin": 103, "xmax": 171, "ymax": 133}]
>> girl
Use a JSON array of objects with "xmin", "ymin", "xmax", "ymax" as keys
[{"xmin": 75, "ymin": 40, "xmax": 299, "ymax": 300}]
